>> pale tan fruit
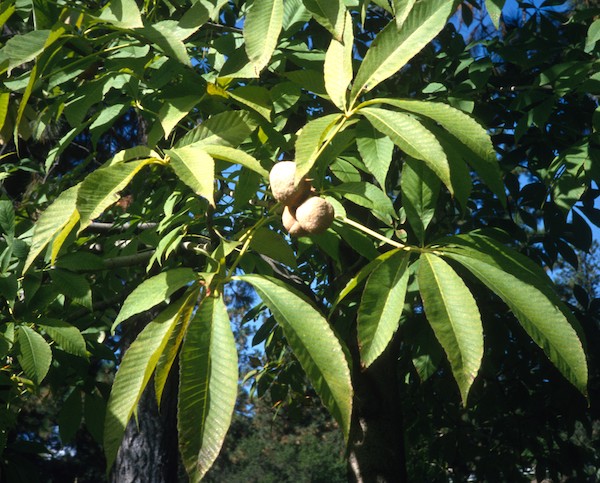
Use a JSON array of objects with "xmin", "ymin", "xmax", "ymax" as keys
[
  {"xmin": 269, "ymin": 161, "xmax": 311, "ymax": 207},
  {"xmin": 295, "ymin": 197, "xmax": 334, "ymax": 234},
  {"xmin": 282, "ymin": 206, "xmax": 306, "ymax": 237}
]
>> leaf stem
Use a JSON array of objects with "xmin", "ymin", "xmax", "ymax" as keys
[{"xmin": 337, "ymin": 216, "xmax": 412, "ymax": 251}]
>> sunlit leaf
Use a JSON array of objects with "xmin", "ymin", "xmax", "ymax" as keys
[
  {"xmin": 178, "ymin": 296, "xmax": 238, "ymax": 482},
  {"xmin": 324, "ymin": 10, "xmax": 353, "ymax": 111},
  {"xmin": 17, "ymin": 325, "xmax": 52, "ymax": 384},
  {"xmin": 441, "ymin": 234, "xmax": 588, "ymax": 396},
  {"xmin": 167, "ymin": 146, "xmax": 215, "ymax": 205},
  {"xmin": 418, "ymin": 253, "xmax": 483, "ymax": 404},
  {"xmin": 241, "ymin": 275, "xmax": 353, "ymax": 440},
  {"xmin": 77, "ymin": 159, "xmax": 157, "ymax": 231},
  {"xmin": 23, "ymin": 185, "xmax": 80, "ymax": 274},
  {"xmin": 244, "ymin": 0, "xmax": 283, "ymax": 75},
  {"xmin": 358, "ymin": 250, "xmax": 410, "ymax": 366},
  {"xmin": 104, "ymin": 290, "xmax": 198, "ymax": 471},
  {"xmin": 360, "ymin": 107, "xmax": 452, "ymax": 193},
  {"xmin": 350, "ymin": 0, "xmax": 456, "ymax": 105},
  {"xmin": 112, "ymin": 268, "xmax": 197, "ymax": 333}
]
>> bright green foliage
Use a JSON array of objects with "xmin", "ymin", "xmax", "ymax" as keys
[
  {"xmin": 358, "ymin": 250, "xmax": 409, "ymax": 366},
  {"xmin": 0, "ymin": 0, "xmax": 595, "ymax": 480},
  {"xmin": 178, "ymin": 295, "xmax": 238, "ymax": 482},
  {"xmin": 241, "ymin": 275, "xmax": 353, "ymax": 440},
  {"xmin": 418, "ymin": 253, "xmax": 483, "ymax": 404}
]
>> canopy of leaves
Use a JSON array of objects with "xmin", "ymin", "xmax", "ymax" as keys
[{"xmin": 0, "ymin": 0, "xmax": 598, "ymax": 481}]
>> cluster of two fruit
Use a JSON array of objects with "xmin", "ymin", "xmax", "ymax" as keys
[{"xmin": 269, "ymin": 161, "xmax": 334, "ymax": 237}]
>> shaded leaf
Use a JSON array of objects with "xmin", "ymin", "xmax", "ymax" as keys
[
  {"xmin": 401, "ymin": 156, "xmax": 440, "ymax": 244},
  {"xmin": 39, "ymin": 319, "xmax": 87, "ymax": 358},
  {"xmin": 355, "ymin": 119, "xmax": 394, "ymax": 189}
]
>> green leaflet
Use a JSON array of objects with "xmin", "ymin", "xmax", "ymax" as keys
[
  {"xmin": 98, "ymin": 0, "xmax": 143, "ymax": 29},
  {"xmin": 393, "ymin": 0, "xmax": 417, "ymax": 29},
  {"xmin": 358, "ymin": 250, "xmax": 410, "ymax": 366},
  {"xmin": 178, "ymin": 296, "xmax": 238, "ymax": 482},
  {"xmin": 367, "ymin": 98, "xmax": 504, "ymax": 201},
  {"xmin": 201, "ymin": 145, "xmax": 268, "ymax": 177},
  {"xmin": 241, "ymin": 275, "xmax": 353, "ymax": 440},
  {"xmin": 330, "ymin": 248, "xmax": 401, "ymax": 313},
  {"xmin": 167, "ymin": 145, "xmax": 215, "ymax": 206},
  {"xmin": 0, "ymin": 29, "xmax": 50, "ymax": 74},
  {"xmin": 332, "ymin": 181, "xmax": 396, "ymax": 223},
  {"xmin": 302, "ymin": 0, "xmax": 346, "ymax": 41},
  {"xmin": 249, "ymin": 227, "xmax": 298, "ymax": 269},
  {"xmin": 294, "ymin": 113, "xmax": 343, "ymax": 183},
  {"xmin": 355, "ymin": 119, "xmax": 394, "ymax": 190},
  {"xmin": 323, "ymin": 10, "xmax": 353, "ymax": 111},
  {"xmin": 23, "ymin": 184, "xmax": 80, "ymax": 274},
  {"xmin": 111, "ymin": 268, "xmax": 197, "ymax": 333},
  {"xmin": 244, "ymin": 0, "xmax": 283, "ymax": 75},
  {"xmin": 176, "ymin": 111, "xmax": 258, "ymax": 148},
  {"xmin": 401, "ymin": 156, "xmax": 440, "ymax": 244},
  {"xmin": 418, "ymin": 253, "xmax": 483, "ymax": 404},
  {"xmin": 17, "ymin": 325, "xmax": 52, "ymax": 385},
  {"xmin": 38, "ymin": 319, "xmax": 87, "ymax": 358},
  {"xmin": 147, "ymin": 95, "xmax": 201, "ymax": 147},
  {"xmin": 440, "ymin": 234, "xmax": 588, "ymax": 396},
  {"xmin": 360, "ymin": 107, "xmax": 452, "ymax": 193},
  {"xmin": 76, "ymin": 159, "xmax": 158, "ymax": 231},
  {"xmin": 104, "ymin": 290, "xmax": 198, "ymax": 472},
  {"xmin": 486, "ymin": 0, "xmax": 505, "ymax": 29},
  {"xmin": 349, "ymin": 0, "xmax": 456, "ymax": 105}
]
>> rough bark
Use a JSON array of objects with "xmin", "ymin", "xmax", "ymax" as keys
[
  {"xmin": 347, "ymin": 335, "xmax": 407, "ymax": 483},
  {"xmin": 109, "ymin": 369, "xmax": 181, "ymax": 483}
]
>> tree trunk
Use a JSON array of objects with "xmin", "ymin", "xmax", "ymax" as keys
[
  {"xmin": 347, "ymin": 335, "xmax": 407, "ymax": 483},
  {"xmin": 110, "ymin": 369, "xmax": 182, "ymax": 483}
]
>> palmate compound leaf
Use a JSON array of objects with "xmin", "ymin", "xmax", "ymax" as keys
[
  {"xmin": 349, "ymin": 0, "xmax": 457, "ymax": 106},
  {"xmin": 104, "ymin": 288, "xmax": 199, "ymax": 472},
  {"xmin": 358, "ymin": 250, "xmax": 410, "ymax": 367},
  {"xmin": 240, "ymin": 275, "xmax": 353, "ymax": 440},
  {"xmin": 111, "ymin": 268, "xmax": 197, "ymax": 333},
  {"xmin": 418, "ymin": 253, "xmax": 483, "ymax": 404},
  {"xmin": 178, "ymin": 295, "xmax": 238, "ymax": 482},
  {"xmin": 440, "ymin": 234, "xmax": 588, "ymax": 396}
]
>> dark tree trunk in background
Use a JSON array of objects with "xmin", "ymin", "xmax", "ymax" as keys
[
  {"xmin": 110, "ymin": 369, "xmax": 181, "ymax": 483},
  {"xmin": 347, "ymin": 335, "xmax": 407, "ymax": 483}
]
